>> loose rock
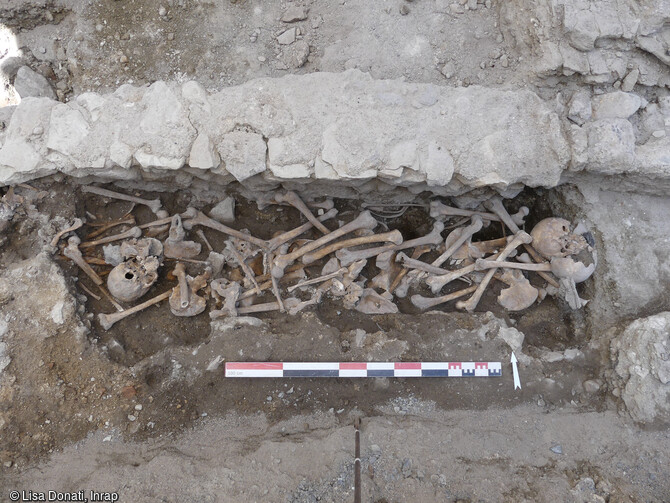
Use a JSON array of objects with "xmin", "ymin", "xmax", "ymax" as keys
[{"xmin": 13, "ymin": 66, "xmax": 56, "ymax": 100}]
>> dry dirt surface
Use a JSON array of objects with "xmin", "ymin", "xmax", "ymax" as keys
[{"xmin": 1, "ymin": 0, "xmax": 670, "ymax": 501}]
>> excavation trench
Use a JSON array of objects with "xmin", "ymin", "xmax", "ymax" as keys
[{"xmin": 0, "ymin": 178, "xmax": 610, "ymax": 460}]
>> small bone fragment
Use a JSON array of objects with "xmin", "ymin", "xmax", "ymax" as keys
[
  {"xmin": 430, "ymin": 201, "xmax": 500, "ymax": 222},
  {"xmin": 86, "ymin": 217, "xmax": 135, "ymax": 240},
  {"xmin": 411, "ymin": 284, "xmax": 478, "ymax": 310},
  {"xmin": 226, "ymin": 240, "xmax": 261, "ymax": 294},
  {"xmin": 271, "ymin": 211, "xmax": 377, "ymax": 278},
  {"xmin": 355, "ymin": 288, "xmax": 398, "ymax": 314},
  {"xmin": 51, "ymin": 218, "xmax": 84, "ymax": 247},
  {"xmin": 80, "ymin": 226, "xmax": 142, "ymax": 249},
  {"xmin": 497, "ymin": 270, "xmax": 538, "ymax": 311},
  {"xmin": 81, "ymin": 185, "xmax": 162, "ymax": 214},
  {"xmin": 287, "ymin": 268, "xmax": 348, "ymax": 293},
  {"xmin": 64, "ymin": 236, "xmax": 103, "ymax": 285},
  {"xmin": 164, "ymin": 215, "xmax": 202, "ymax": 259},
  {"xmin": 456, "ymin": 231, "xmax": 533, "ymax": 312},
  {"xmin": 485, "ymin": 197, "xmax": 560, "ymax": 288},
  {"xmin": 181, "ymin": 208, "xmax": 268, "ymax": 250},
  {"xmin": 266, "ymin": 208, "xmax": 339, "ymax": 251},
  {"xmin": 302, "ymin": 229, "xmax": 403, "ymax": 265},
  {"xmin": 275, "ymin": 191, "xmax": 331, "ymax": 234},
  {"xmin": 98, "ymin": 289, "xmax": 172, "ymax": 330},
  {"xmin": 336, "ymin": 221, "xmax": 444, "ymax": 266}
]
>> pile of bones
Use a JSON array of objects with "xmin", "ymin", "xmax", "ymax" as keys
[{"xmin": 47, "ymin": 186, "xmax": 597, "ymax": 330}]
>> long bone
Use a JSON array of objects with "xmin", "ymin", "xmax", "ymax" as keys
[
  {"xmin": 181, "ymin": 207, "xmax": 268, "ymax": 250},
  {"xmin": 274, "ymin": 191, "xmax": 331, "ymax": 234},
  {"xmin": 271, "ymin": 211, "xmax": 377, "ymax": 279},
  {"xmin": 485, "ymin": 196, "xmax": 560, "ymax": 288},
  {"xmin": 475, "ymin": 259, "xmax": 551, "ymax": 272},
  {"xmin": 284, "ymin": 290, "xmax": 323, "ymax": 315},
  {"xmin": 411, "ymin": 285, "xmax": 478, "ymax": 311},
  {"xmin": 51, "ymin": 218, "xmax": 84, "ymax": 247},
  {"xmin": 64, "ymin": 236, "xmax": 104, "ymax": 285},
  {"xmin": 302, "ymin": 229, "xmax": 403, "ymax": 265},
  {"xmin": 80, "ymin": 226, "xmax": 142, "ymax": 249},
  {"xmin": 98, "ymin": 289, "xmax": 172, "ymax": 330},
  {"xmin": 266, "ymin": 208, "xmax": 339, "ymax": 251},
  {"xmin": 81, "ymin": 185, "xmax": 162, "ymax": 214},
  {"xmin": 430, "ymin": 201, "xmax": 529, "ymax": 227},
  {"xmin": 395, "ymin": 253, "xmax": 453, "ymax": 275},
  {"xmin": 335, "ymin": 222, "xmax": 444, "ymax": 267},
  {"xmin": 455, "ymin": 231, "xmax": 533, "ymax": 312},
  {"xmin": 426, "ymin": 251, "xmax": 503, "ymax": 294}
]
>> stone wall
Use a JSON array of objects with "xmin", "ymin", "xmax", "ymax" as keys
[{"xmin": 0, "ymin": 70, "xmax": 668, "ymax": 196}]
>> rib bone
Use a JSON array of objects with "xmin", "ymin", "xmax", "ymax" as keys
[
  {"xmin": 430, "ymin": 201, "xmax": 500, "ymax": 222},
  {"xmin": 86, "ymin": 217, "xmax": 135, "ymax": 240},
  {"xmin": 81, "ymin": 185, "xmax": 162, "ymax": 214},
  {"xmin": 287, "ymin": 268, "xmax": 347, "ymax": 293},
  {"xmin": 274, "ymin": 191, "xmax": 330, "ymax": 234},
  {"xmin": 98, "ymin": 289, "xmax": 172, "ymax": 330},
  {"xmin": 51, "ymin": 218, "xmax": 84, "ymax": 247},
  {"xmin": 181, "ymin": 208, "xmax": 268, "ymax": 250},
  {"xmin": 80, "ymin": 226, "xmax": 142, "ymax": 249},
  {"xmin": 335, "ymin": 221, "xmax": 444, "ymax": 266},
  {"xmin": 411, "ymin": 285, "xmax": 478, "ymax": 311},
  {"xmin": 455, "ymin": 231, "xmax": 533, "ymax": 312},
  {"xmin": 302, "ymin": 229, "xmax": 402, "ymax": 265},
  {"xmin": 63, "ymin": 236, "xmax": 103, "ymax": 285},
  {"xmin": 271, "ymin": 211, "xmax": 377, "ymax": 278}
]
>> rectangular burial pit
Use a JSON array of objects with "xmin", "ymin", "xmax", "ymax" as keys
[{"xmin": 0, "ymin": 179, "xmax": 606, "ymax": 443}]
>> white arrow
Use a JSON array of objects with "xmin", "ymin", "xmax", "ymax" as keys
[{"xmin": 511, "ymin": 352, "xmax": 521, "ymax": 390}]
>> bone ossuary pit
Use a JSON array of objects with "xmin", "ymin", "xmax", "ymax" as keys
[{"xmin": 49, "ymin": 185, "xmax": 597, "ymax": 355}]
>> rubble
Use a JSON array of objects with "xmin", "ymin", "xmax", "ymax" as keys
[{"xmin": 611, "ymin": 312, "xmax": 670, "ymax": 424}]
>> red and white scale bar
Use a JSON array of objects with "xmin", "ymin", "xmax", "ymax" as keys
[{"xmin": 225, "ymin": 362, "xmax": 502, "ymax": 378}]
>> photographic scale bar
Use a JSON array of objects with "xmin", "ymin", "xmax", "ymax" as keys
[{"xmin": 225, "ymin": 362, "xmax": 502, "ymax": 378}]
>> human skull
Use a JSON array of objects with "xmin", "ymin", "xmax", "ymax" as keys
[
  {"xmin": 530, "ymin": 218, "xmax": 587, "ymax": 259},
  {"xmin": 107, "ymin": 256, "xmax": 160, "ymax": 302}
]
